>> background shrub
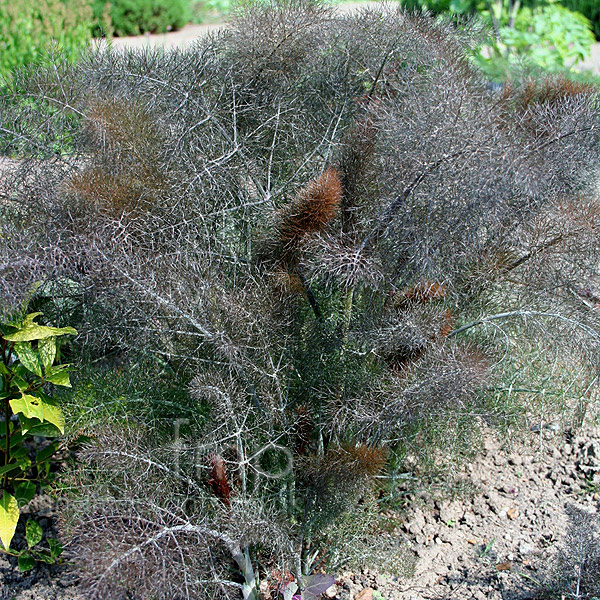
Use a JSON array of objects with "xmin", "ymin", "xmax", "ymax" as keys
[
  {"xmin": 189, "ymin": 0, "xmax": 232, "ymax": 24},
  {"xmin": 0, "ymin": 0, "xmax": 93, "ymax": 81},
  {"xmin": 90, "ymin": 1, "xmax": 112, "ymax": 38},
  {"xmin": 477, "ymin": 1, "xmax": 596, "ymax": 77},
  {"xmin": 93, "ymin": 0, "xmax": 190, "ymax": 36},
  {"xmin": 400, "ymin": 0, "xmax": 597, "ymax": 80},
  {"xmin": 561, "ymin": 0, "xmax": 600, "ymax": 40},
  {"xmin": 400, "ymin": 0, "xmax": 473, "ymax": 13}
]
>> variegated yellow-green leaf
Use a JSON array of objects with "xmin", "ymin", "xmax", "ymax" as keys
[
  {"xmin": 38, "ymin": 337, "xmax": 57, "ymax": 372},
  {"xmin": 2, "ymin": 314, "xmax": 77, "ymax": 343},
  {"xmin": 0, "ymin": 491, "xmax": 19, "ymax": 551},
  {"xmin": 3, "ymin": 324, "xmax": 77, "ymax": 342},
  {"xmin": 10, "ymin": 393, "xmax": 65, "ymax": 434},
  {"xmin": 44, "ymin": 365, "xmax": 71, "ymax": 388},
  {"xmin": 14, "ymin": 342, "xmax": 43, "ymax": 377},
  {"xmin": 23, "ymin": 313, "xmax": 43, "ymax": 326}
]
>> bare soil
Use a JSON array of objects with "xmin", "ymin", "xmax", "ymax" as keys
[
  {"xmin": 335, "ymin": 425, "xmax": 600, "ymax": 600},
  {"xmin": 1, "ymin": 424, "xmax": 599, "ymax": 600}
]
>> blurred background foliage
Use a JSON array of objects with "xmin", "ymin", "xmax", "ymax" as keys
[
  {"xmin": 0, "ymin": 0, "xmax": 94, "ymax": 79},
  {"xmin": 400, "ymin": 0, "xmax": 599, "ymax": 79},
  {"xmin": 91, "ymin": 0, "xmax": 190, "ymax": 37}
]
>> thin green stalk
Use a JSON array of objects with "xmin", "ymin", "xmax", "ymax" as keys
[
  {"xmin": 317, "ymin": 413, "xmax": 324, "ymax": 458},
  {"xmin": 341, "ymin": 286, "xmax": 354, "ymax": 352},
  {"xmin": 335, "ymin": 285, "xmax": 355, "ymax": 412}
]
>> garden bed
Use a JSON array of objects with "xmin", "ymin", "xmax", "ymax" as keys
[{"xmin": 1, "ymin": 425, "xmax": 598, "ymax": 599}]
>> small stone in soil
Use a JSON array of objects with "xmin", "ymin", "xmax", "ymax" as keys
[{"xmin": 354, "ymin": 588, "xmax": 373, "ymax": 600}]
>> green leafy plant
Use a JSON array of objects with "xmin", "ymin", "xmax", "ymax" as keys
[
  {"xmin": 190, "ymin": 0, "xmax": 232, "ymax": 23},
  {"xmin": 560, "ymin": 0, "xmax": 600, "ymax": 40},
  {"xmin": 478, "ymin": 0, "xmax": 596, "ymax": 75},
  {"xmin": 400, "ymin": 0, "xmax": 479, "ymax": 13},
  {"xmin": 0, "ymin": 0, "xmax": 93, "ymax": 82},
  {"xmin": 90, "ymin": 1, "xmax": 112, "ymax": 38},
  {"xmin": 400, "ymin": 0, "xmax": 596, "ymax": 78},
  {"xmin": 94, "ymin": 0, "xmax": 190, "ymax": 36},
  {"xmin": 476, "ymin": 537, "xmax": 496, "ymax": 564},
  {"xmin": 578, "ymin": 473, "xmax": 600, "ymax": 496},
  {"xmin": 13, "ymin": 518, "xmax": 64, "ymax": 572},
  {"xmin": 0, "ymin": 311, "xmax": 76, "ymax": 553}
]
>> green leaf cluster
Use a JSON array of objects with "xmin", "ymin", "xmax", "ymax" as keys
[
  {"xmin": 91, "ymin": 0, "xmax": 190, "ymax": 37},
  {"xmin": 560, "ymin": 0, "xmax": 600, "ymax": 40},
  {"xmin": 0, "ymin": 312, "xmax": 76, "ymax": 552},
  {"xmin": 0, "ymin": 509, "xmax": 64, "ymax": 572},
  {"xmin": 0, "ymin": 0, "xmax": 94, "ymax": 82},
  {"xmin": 482, "ymin": 1, "xmax": 596, "ymax": 73},
  {"xmin": 400, "ymin": 0, "xmax": 596, "ymax": 77}
]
